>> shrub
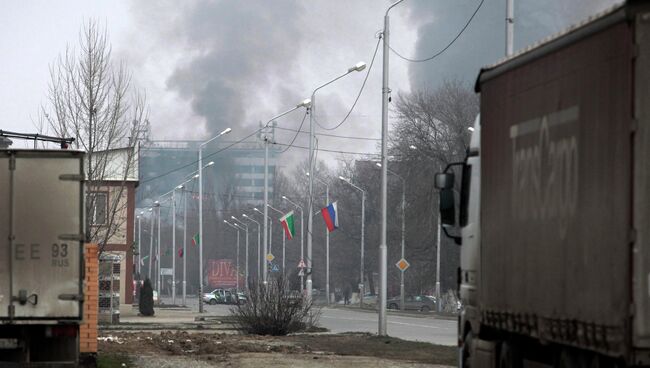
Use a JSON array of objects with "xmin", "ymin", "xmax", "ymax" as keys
[
  {"xmin": 230, "ymin": 276, "xmax": 318, "ymax": 335},
  {"xmin": 139, "ymin": 278, "xmax": 155, "ymax": 316}
]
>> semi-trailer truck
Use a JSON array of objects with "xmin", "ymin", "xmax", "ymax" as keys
[
  {"xmin": 436, "ymin": 1, "xmax": 650, "ymax": 366},
  {"xmin": 0, "ymin": 149, "xmax": 85, "ymax": 365}
]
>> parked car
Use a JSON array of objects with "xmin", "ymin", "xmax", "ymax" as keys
[
  {"xmin": 203, "ymin": 288, "xmax": 246, "ymax": 305},
  {"xmin": 386, "ymin": 295, "xmax": 436, "ymax": 312}
]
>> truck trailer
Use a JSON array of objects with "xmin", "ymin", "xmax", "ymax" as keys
[
  {"xmin": 0, "ymin": 149, "xmax": 85, "ymax": 365},
  {"xmin": 436, "ymin": 1, "xmax": 650, "ymax": 366}
]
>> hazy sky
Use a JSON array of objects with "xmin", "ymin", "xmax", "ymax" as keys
[{"xmin": 0, "ymin": 0, "xmax": 617, "ymax": 159}]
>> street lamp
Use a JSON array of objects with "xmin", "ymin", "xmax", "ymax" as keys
[
  {"xmin": 338, "ymin": 176, "xmax": 366, "ymax": 308},
  {"xmin": 137, "ymin": 211, "xmax": 144, "ymax": 277},
  {"xmin": 282, "ymin": 195, "xmax": 304, "ymax": 291},
  {"xmin": 306, "ymin": 172, "xmax": 331, "ymax": 305},
  {"xmin": 148, "ymin": 202, "xmax": 159, "ymax": 283},
  {"xmin": 261, "ymin": 99, "xmax": 311, "ymax": 285},
  {"xmin": 376, "ymin": 162, "xmax": 407, "ymax": 310},
  {"xmin": 306, "ymin": 62, "xmax": 366, "ymax": 301},
  {"xmin": 231, "ymin": 216, "xmax": 249, "ymax": 287},
  {"xmin": 198, "ymin": 127, "xmax": 232, "ymax": 313},
  {"xmin": 267, "ymin": 204, "xmax": 286, "ymax": 277},
  {"xmin": 223, "ymin": 220, "xmax": 242, "ymax": 293},
  {"xmin": 242, "ymin": 214, "xmax": 261, "ymax": 281},
  {"xmin": 252, "ymin": 207, "xmax": 270, "ymax": 278},
  {"xmin": 409, "ymin": 144, "xmax": 443, "ymax": 312}
]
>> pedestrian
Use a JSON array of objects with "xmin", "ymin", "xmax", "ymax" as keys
[{"xmin": 344, "ymin": 285, "xmax": 351, "ymax": 305}]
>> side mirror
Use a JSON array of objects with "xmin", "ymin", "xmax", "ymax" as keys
[
  {"xmin": 439, "ymin": 188, "xmax": 456, "ymax": 226},
  {"xmin": 435, "ymin": 173, "xmax": 454, "ymax": 190}
]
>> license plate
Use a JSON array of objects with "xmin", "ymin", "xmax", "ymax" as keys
[{"xmin": 0, "ymin": 338, "xmax": 18, "ymax": 349}]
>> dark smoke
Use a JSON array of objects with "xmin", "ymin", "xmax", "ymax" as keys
[{"xmin": 162, "ymin": 0, "xmax": 307, "ymax": 136}]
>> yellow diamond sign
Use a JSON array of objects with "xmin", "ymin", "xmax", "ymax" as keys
[
  {"xmin": 266, "ymin": 253, "xmax": 275, "ymax": 262},
  {"xmin": 396, "ymin": 258, "xmax": 410, "ymax": 272}
]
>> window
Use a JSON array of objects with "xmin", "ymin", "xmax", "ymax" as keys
[{"xmin": 89, "ymin": 192, "xmax": 108, "ymax": 225}]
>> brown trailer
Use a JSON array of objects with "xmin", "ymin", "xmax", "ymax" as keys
[{"xmin": 454, "ymin": 1, "xmax": 650, "ymax": 366}]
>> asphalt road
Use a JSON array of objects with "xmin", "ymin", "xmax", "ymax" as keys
[{"xmin": 164, "ymin": 296, "xmax": 457, "ymax": 346}]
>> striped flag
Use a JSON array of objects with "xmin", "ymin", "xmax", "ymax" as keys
[
  {"xmin": 192, "ymin": 233, "xmax": 200, "ymax": 246},
  {"xmin": 321, "ymin": 202, "xmax": 339, "ymax": 232},
  {"xmin": 279, "ymin": 211, "xmax": 295, "ymax": 240}
]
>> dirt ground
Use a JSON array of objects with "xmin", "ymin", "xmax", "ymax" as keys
[{"xmin": 98, "ymin": 330, "xmax": 457, "ymax": 368}]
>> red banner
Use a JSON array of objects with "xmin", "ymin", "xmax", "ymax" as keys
[{"xmin": 207, "ymin": 259, "xmax": 243, "ymax": 288}]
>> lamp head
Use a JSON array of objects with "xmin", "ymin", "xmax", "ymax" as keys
[
  {"xmin": 206, "ymin": 161, "xmax": 215, "ymax": 167},
  {"xmin": 219, "ymin": 128, "xmax": 232, "ymax": 136},
  {"xmin": 297, "ymin": 98, "xmax": 312, "ymax": 108},
  {"xmin": 243, "ymin": 214, "xmax": 249, "ymax": 218},
  {"xmin": 223, "ymin": 220, "xmax": 228, "ymax": 224},
  {"xmin": 231, "ymin": 216, "xmax": 236, "ymax": 220},
  {"xmin": 176, "ymin": 184, "xmax": 184, "ymax": 190},
  {"xmin": 375, "ymin": 162, "xmax": 382, "ymax": 168},
  {"xmin": 348, "ymin": 61, "xmax": 367, "ymax": 73},
  {"xmin": 339, "ymin": 176, "xmax": 349, "ymax": 182},
  {"xmin": 193, "ymin": 174, "xmax": 199, "ymax": 179},
  {"xmin": 282, "ymin": 195, "xmax": 287, "ymax": 200},
  {"xmin": 468, "ymin": 126, "xmax": 475, "ymax": 132},
  {"xmin": 409, "ymin": 145, "xmax": 417, "ymax": 150}
]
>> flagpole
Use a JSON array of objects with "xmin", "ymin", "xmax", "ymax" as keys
[
  {"xmin": 172, "ymin": 189, "xmax": 177, "ymax": 305},
  {"xmin": 325, "ymin": 184, "xmax": 330, "ymax": 306},
  {"xmin": 182, "ymin": 188, "xmax": 187, "ymax": 306}
]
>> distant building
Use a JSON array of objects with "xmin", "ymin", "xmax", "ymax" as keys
[{"xmin": 137, "ymin": 139, "xmax": 278, "ymax": 209}]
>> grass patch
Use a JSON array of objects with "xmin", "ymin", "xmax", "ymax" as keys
[{"xmin": 97, "ymin": 352, "xmax": 132, "ymax": 368}]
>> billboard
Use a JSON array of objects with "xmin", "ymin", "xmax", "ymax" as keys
[{"xmin": 207, "ymin": 259, "xmax": 243, "ymax": 288}]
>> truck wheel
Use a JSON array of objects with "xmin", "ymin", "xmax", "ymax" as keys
[
  {"xmin": 461, "ymin": 332, "xmax": 473, "ymax": 368},
  {"xmin": 498, "ymin": 342, "xmax": 522, "ymax": 368}
]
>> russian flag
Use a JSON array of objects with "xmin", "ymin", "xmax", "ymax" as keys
[{"xmin": 321, "ymin": 202, "xmax": 339, "ymax": 232}]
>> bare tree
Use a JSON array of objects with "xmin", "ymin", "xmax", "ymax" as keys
[{"xmin": 40, "ymin": 20, "xmax": 149, "ymax": 251}]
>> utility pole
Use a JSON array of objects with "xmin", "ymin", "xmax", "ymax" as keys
[
  {"xmin": 325, "ymin": 184, "xmax": 330, "ymax": 305},
  {"xmin": 506, "ymin": 0, "xmax": 514, "ymax": 56},
  {"xmin": 156, "ymin": 203, "xmax": 161, "ymax": 297},
  {"xmin": 182, "ymin": 188, "xmax": 187, "ymax": 306},
  {"xmin": 263, "ymin": 126, "xmax": 270, "ymax": 284},
  {"xmin": 380, "ymin": 0, "xmax": 404, "ymax": 336},
  {"xmin": 171, "ymin": 190, "xmax": 177, "ymax": 305}
]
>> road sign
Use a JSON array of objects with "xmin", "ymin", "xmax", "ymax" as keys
[
  {"xmin": 271, "ymin": 263, "xmax": 280, "ymax": 272},
  {"xmin": 297, "ymin": 259, "xmax": 306, "ymax": 269},
  {"xmin": 396, "ymin": 258, "xmax": 410, "ymax": 272},
  {"xmin": 266, "ymin": 253, "xmax": 275, "ymax": 262},
  {"xmin": 160, "ymin": 268, "xmax": 173, "ymax": 276},
  {"xmin": 298, "ymin": 269, "xmax": 305, "ymax": 277}
]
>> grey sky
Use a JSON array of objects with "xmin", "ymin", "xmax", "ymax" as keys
[{"xmin": 1, "ymin": 0, "xmax": 618, "ymax": 159}]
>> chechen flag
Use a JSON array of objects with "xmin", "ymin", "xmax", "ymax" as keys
[
  {"xmin": 321, "ymin": 202, "xmax": 339, "ymax": 232},
  {"xmin": 279, "ymin": 211, "xmax": 295, "ymax": 240}
]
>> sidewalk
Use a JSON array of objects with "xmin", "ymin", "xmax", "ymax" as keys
[{"xmin": 106, "ymin": 304, "xmax": 236, "ymax": 331}]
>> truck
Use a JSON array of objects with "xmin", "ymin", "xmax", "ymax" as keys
[
  {"xmin": 436, "ymin": 1, "xmax": 650, "ymax": 366},
  {"xmin": 0, "ymin": 149, "xmax": 85, "ymax": 365}
]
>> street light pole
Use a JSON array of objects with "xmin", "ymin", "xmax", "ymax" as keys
[
  {"xmin": 339, "ymin": 176, "xmax": 365, "ymax": 308},
  {"xmin": 137, "ymin": 212, "xmax": 143, "ymax": 277},
  {"xmin": 408, "ymin": 144, "xmax": 443, "ymax": 312},
  {"xmin": 156, "ymin": 201, "xmax": 161, "ymax": 296},
  {"xmin": 379, "ymin": 0, "xmax": 405, "ymax": 336},
  {"xmin": 376, "ymin": 163, "xmax": 407, "ymax": 310},
  {"xmin": 231, "ymin": 216, "xmax": 249, "ymax": 287},
  {"xmin": 198, "ymin": 128, "xmax": 232, "ymax": 313},
  {"xmin": 282, "ymin": 196, "xmax": 304, "ymax": 291},
  {"xmin": 267, "ymin": 204, "xmax": 286, "ymax": 277},
  {"xmin": 176, "ymin": 172, "xmax": 201, "ymax": 306},
  {"xmin": 307, "ymin": 62, "xmax": 366, "ymax": 301},
  {"xmin": 242, "ymin": 214, "xmax": 261, "ymax": 281},
  {"xmin": 148, "ymin": 206, "xmax": 156, "ymax": 281},
  {"xmin": 307, "ymin": 173, "xmax": 330, "ymax": 304},
  {"xmin": 224, "ymin": 220, "xmax": 241, "ymax": 293},
  {"xmin": 261, "ymin": 100, "xmax": 311, "ymax": 284}
]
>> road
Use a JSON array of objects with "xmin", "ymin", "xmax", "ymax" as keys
[{"xmin": 162, "ymin": 296, "xmax": 457, "ymax": 346}]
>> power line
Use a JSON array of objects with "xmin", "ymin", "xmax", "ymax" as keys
[
  {"xmin": 272, "ymin": 141, "xmax": 379, "ymax": 156},
  {"xmin": 389, "ymin": 0, "xmax": 485, "ymax": 63},
  {"xmin": 277, "ymin": 110, "xmax": 308, "ymax": 154},
  {"xmin": 314, "ymin": 36, "xmax": 382, "ymax": 131},
  {"xmin": 275, "ymin": 126, "xmax": 380, "ymax": 141}
]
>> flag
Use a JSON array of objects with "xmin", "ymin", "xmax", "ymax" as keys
[
  {"xmin": 279, "ymin": 211, "xmax": 295, "ymax": 240},
  {"xmin": 192, "ymin": 233, "xmax": 200, "ymax": 246},
  {"xmin": 140, "ymin": 255, "xmax": 149, "ymax": 266},
  {"xmin": 178, "ymin": 248, "xmax": 184, "ymax": 258},
  {"xmin": 321, "ymin": 202, "xmax": 339, "ymax": 232}
]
